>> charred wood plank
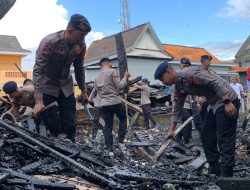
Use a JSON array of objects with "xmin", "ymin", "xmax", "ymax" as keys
[
  {"xmin": 0, "ymin": 119, "xmax": 116, "ymax": 188},
  {"xmin": 115, "ymin": 32, "xmax": 128, "ymax": 80},
  {"xmin": 126, "ymin": 111, "xmax": 140, "ymax": 140},
  {"xmin": 6, "ymin": 178, "xmax": 75, "ymax": 190},
  {"xmin": 175, "ymin": 156, "xmax": 194, "ymax": 165},
  {"xmin": 127, "ymin": 141, "xmax": 155, "ymax": 147},
  {"xmin": 114, "ymin": 171, "xmax": 205, "ymax": 187},
  {"xmin": 154, "ymin": 116, "xmax": 194, "ymax": 161},
  {"xmin": 133, "ymin": 132, "xmax": 156, "ymax": 156},
  {"xmin": 128, "ymin": 76, "xmax": 142, "ymax": 86},
  {"xmin": 187, "ymin": 154, "xmax": 207, "ymax": 171},
  {"xmin": 128, "ymin": 111, "xmax": 140, "ymax": 129},
  {"xmin": 134, "ymin": 147, "xmax": 155, "ymax": 162},
  {"xmin": 121, "ymin": 98, "xmax": 143, "ymax": 113},
  {"xmin": 2, "ymin": 168, "xmax": 75, "ymax": 189},
  {"xmin": 17, "ymin": 160, "xmax": 45, "ymax": 174}
]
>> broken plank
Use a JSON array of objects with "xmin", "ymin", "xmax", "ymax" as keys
[
  {"xmin": 2, "ymin": 168, "xmax": 76, "ymax": 190},
  {"xmin": 120, "ymin": 98, "xmax": 143, "ymax": 113},
  {"xmin": 133, "ymin": 132, "xmax": 155, "ymax": 161},
  {"xmin": 187, "ymin": 154, "xmax": 207, "ymax": 171},
  {"xmin": 127, "ymin": 141, "xmax": 156, "ymax": 147},
  {"xmin": 134, "ymin": 147, "xmax": 155, "ymax": 162},
  {"xmin": 126, "ymin": 111, "xmax": 140, "ymax": 140},
  {"xmin": 128, "ymin": 111, "xmax": 140, "ymax": 128},
  {"xmin": 133, "ymin": 132, "xmax": 156, "ymax": 156},
  {"xmin": 0, "ymin": 119, "xmax": 116, "ymax": 188},
  {"xmin": 18, "ymin": 160, "xmax": 45, "ymax": 174},
  {"xmin": 114, "ymin": 171, "xmax": 205, "ymax": 187},
  {"xmin": 153, "ymin": 116, "xmax": 194, "ymax": 161},
  {"xmin": 175, "ymin": 156, "xmax": 194, "ymax": 165}
]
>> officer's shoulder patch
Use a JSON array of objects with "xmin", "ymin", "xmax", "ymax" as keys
[{"xmin": 43, "ymin": 43, "xmax": 53, "ymax": 57}]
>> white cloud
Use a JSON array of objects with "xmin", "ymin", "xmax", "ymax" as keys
[
  {"xmin": 0, "ymin": 0, "xmax": 68, "ymax": 48},
  {"xmin": 219, "ymin": 0, "xmax": 250, "ymax": 20},
  {"xmin": 0, "ymin": 0, "xmax": 104, "ymax": 71},
  {"xmin": 86, "ymin": 32, "xmax": 105, "ymax": 47}
]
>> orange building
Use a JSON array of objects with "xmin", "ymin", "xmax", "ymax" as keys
[{"xmin": 0, "ymin": 35, "xmax": 31, "ymax": 94}]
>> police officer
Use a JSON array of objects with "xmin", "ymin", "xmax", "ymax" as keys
[
  {"xmin": 89, "ymin": 82, "xmax": 102, "ymax": 140},
  {"xmin": 201, "ymin": 55, "xmax": 213, "ymax": 71},
  {"xmin": 175, "ymin": 58, "xmax": 201, "ymax": 144},
  {"xmin": 154, "ymin": 62, "xmax": 239, "ymax": 177},
  {"xmin": 134, "ymin": 78, "xmax": 156, "ymax": 129},
  {"xmin": 93, "ymin": 58, "xmax": 130, "ymax": 155},
  {"xmin": 3, "ymin": 81, "xmax": 35, "ymax": 119},
  {"xmin": 33, "ymin": 14, "xmax": 91, "ymax": 142}
]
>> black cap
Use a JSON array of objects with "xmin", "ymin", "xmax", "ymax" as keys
[
  {"xmin": 201, "ymin": 55, "xmax": 212, "ymax": 62},
  {"xmin": 154, "ymin": 61, "xmax": 169, "ymax": 80},
  {"xmin": 3, "ymin": 81, "xmax": 17, "ymax": 94},
  {"xmin": 180, "ymin": 57, "xmax": 191, "ymax": 66},
  {"xmin": 99, "ymin": 57, "xmax": 111, "ymax": 65},
  {"xmin": 69, "ymin": 14, "xmax": 91, "ymax": 32}
]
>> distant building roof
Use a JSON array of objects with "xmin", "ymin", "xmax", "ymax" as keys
[
  {"xmin": 230, "ymin": 66, "xmax": 246, "ymax": 73},
  {"xmin": 235, "ymin": 35, "xmax": 250, "ymax": 58},
  {"xmin": 163, "ymin": 44, "xmax": 224, "ymax": 63},
  {"xmin": 85, "ymin": 23, "xmax": 148, "ymax": 63},
  {"xmin": 0, "ymin": 35, "xmax": 30, "ymax": 55}
]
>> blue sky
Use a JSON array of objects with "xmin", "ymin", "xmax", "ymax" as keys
[
  {"xmin": 57, "ymin": 0, "xmax": 250, "ymax": 60},
  {"xmin": 2, "ymin": 0, "xmax": 250, "ymax": 71}
]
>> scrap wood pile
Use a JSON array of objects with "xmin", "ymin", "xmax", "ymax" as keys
[{"xmin": 0, "ymin": 114, "xmax": 250, "ymax": 190}]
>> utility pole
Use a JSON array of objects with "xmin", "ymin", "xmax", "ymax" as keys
[{"xmin": 120, "ymin": 0, "xmax": 131, "ymax": 31}]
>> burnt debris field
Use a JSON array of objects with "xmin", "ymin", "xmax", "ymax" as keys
[{"xmin": 0, "ymin": 114, "xmax": 250, "ymax": 190}]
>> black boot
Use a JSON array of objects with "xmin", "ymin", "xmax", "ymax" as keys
[
  {"xmin": 221, "ymin": 166, "xmax": 233, "ymax": 177},
  {"xmin": 209, "ymin": 162, "xmax": 221, "ymax": 176}
]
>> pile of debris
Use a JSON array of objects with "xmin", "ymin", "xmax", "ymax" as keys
[{"xmin": 0, "ymin": 114, "xmax": 250, "ymax": 190}]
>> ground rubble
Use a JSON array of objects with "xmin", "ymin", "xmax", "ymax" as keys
[{"xmin": 0, "ymin": 116, "xmax": 249, "ymax": 190}]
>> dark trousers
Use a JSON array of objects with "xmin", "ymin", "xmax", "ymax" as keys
[
  {"xmin": 191, "ymin": 102, "xmax": 203, "ymax": 134},
  {"xmin": 102, "ymin": 103, "xmax": 127, "ymax": 148},
  {"xmin": 200, "ymin": 102, "xmax": 209, "ymax": 122},
  {"xmin": 92, "ymin": 107, "xmax": 102, "ymax": 138},
  {"xmin": 176, "ymin": 108, "xmax": 192, "ymax": 143},
  {"xmin": 42, "ymin": 92, "xmax": 76, "ymax": 138},
  {"xmin": 201, "ymin": 99, "xmax": 240, "ymax": 176},
  {"xmin": 142, "ymin": 104, "xmax": 156, "ymax": 129}
]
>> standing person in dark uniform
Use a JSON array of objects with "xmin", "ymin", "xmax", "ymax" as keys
[
  {"xmin": 154, "ymin": 62, "xmax": 239, "ymax": 177},
  {"xmin": 33, "ymin": 14, "xmax": 91, "ymax": 142},
  {"xmin": 175, "ymin": 58, "xmax": 202, "ymax": 144}
]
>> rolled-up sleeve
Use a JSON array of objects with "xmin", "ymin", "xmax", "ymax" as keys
[
  {"xmin": 73, "ymin": 46, "xmax": 86, "ymax": 90},
  {"xmin": 33, "ymin": 38, "xmax": 51, "ymax": 100}
]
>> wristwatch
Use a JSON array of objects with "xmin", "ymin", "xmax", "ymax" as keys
[{"xmin": 223, "ymin": 99, "xmax": 231, "ymax": 105}]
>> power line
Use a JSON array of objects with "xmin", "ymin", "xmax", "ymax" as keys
[{"xmin": 210, "ymin": 44, "xmax": 242, "ymax": 54}]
